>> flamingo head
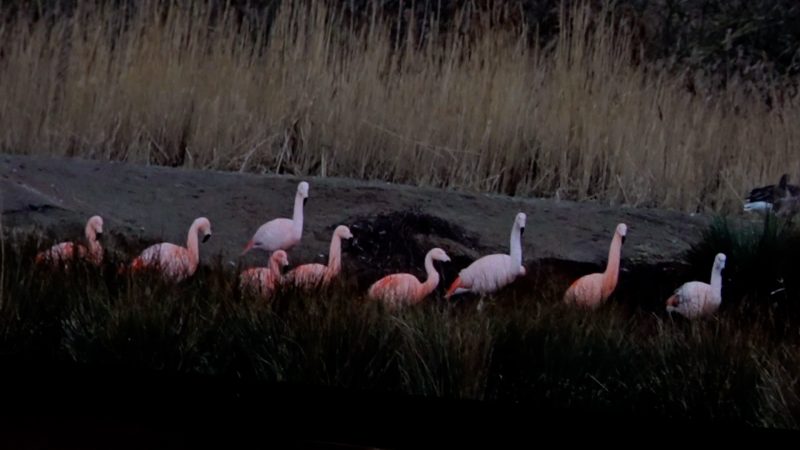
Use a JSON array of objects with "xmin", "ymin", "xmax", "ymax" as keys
[
  {"xmin": 272, "ymin": 250, "xmax": 290, "ymax": 273},
  {"xmin": 616, "ymin": 223, "xmax": 628, "ymax": 244},
  {"xmin": 429, "ymin": 247, "xmax": 451, "ymax": 263},
  {"xmin": 714, "ymin": 253, "xmax": 727, "ymax": 271},
  {"xmin": 194, "ymin": 217, "xmax": 212, "ymax": 243},
  {"xmin": 298, "ymin": 181, "xmax": 310, "ymax": 205},
  {"xmin": 88, "ymin": 215, "xmax": 104, "ymax": 239},
  {"xmin": 515, "ymin": 212, "xmax": 526, "ymax": 236},
  {"xmin": 335, "ymin": 225, "xmax": 354, "ymax": 240}
]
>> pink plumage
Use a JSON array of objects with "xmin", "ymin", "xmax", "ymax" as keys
[
  {"xmin": 563, "ymin": 223, "xmax": 627, "ymax": 309},
  {"xmin": 666, "ymin": 253, "xmax": 726, "ymax": 319},
  {"xmin": 368, "ymin": 248, "xmax": 451, "ymax": 310},
  {"xmin": 285, "ymin": 225, "xmax": 353, "ymax": 289},
  {"xmin": 242, "ymin": 181, "xmax": 309, "ymax": 255},
  {"xmin": 129, "ymin": 217, "xmax": 212, "ymax": 282},
  {"xmin": 240, "ymin": 250, "xmax": 290, "ymax": 299},
  {"xmin": 445, "ymin": 212, "xmax": 526, "ymax": 299},
  {"xmin": 35, "ymin": 215, "xmax": 104, "ymax": 267}
]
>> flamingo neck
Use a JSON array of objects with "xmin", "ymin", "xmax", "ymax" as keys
[
  {"xmin": 186, "ymin": 222, "xmax": 200, "ymax": 269},
  {"xmin": 601, "ymin": 233, "xmax": 622, "ymax": 298},
  {"xmin": 417, "ymin": 253, "xmax": 440, "ymax": 300},
  {"xmin": 292, "ymin": 193, "xmax": 304, "ymax": 240},
  {"xmin": 326, "ymin": 234, "xmax": 342, "ymax": 277},
  {"xmin": 85, "ymin": 226, "xmax": 101, "ymax": 257},
  {"xmin": 509, "ymin": 222, "xmax": 522, "ymax": 267},
  {"xmin": 269, "ymin": 255, "xmax": 283, "ymax": 283},
  {"xmin": 710, "ymin": 265, "xmax": 723, "ymax": 302}
]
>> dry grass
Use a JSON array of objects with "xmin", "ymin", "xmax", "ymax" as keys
[{"xmin": 0, "ymin": 0, "xmax": 798, "ymax": 213}]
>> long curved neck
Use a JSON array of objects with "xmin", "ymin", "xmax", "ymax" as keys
[
  {"xmin": 326, "ymin": 234, "xmax": 342, "ymax": 276},
  {"xmin": 85, "ymin": 224, "xmax": 101, "ymax": 254},
  {"xmin": 269, "ymin": 255, "xmax": 282, "ymax": 280},
  {"xmin": 509, "ymin": 223, "xmax": 522, "ymax": 267},
  {"xmin": 710, "ymin": 265, "xmax": 723, "ymax": 301},
  {"xmin": 186, "ymin": 222, "xmax": 200, "ymax": 268},
  {"xmin": 417, "ymin": 254, "xmax": 440, "ymax": 299},
  {"xmin": 601, "ymin": 233, "xmax": 622, "ymax": 297},
  {"xmin": 292, "ymin": 193, "xmax": 304, "ymax": 238}
]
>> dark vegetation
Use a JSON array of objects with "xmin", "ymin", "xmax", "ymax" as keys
[{"xmin": 2, "ymin": 211, "xmax": 800, "ymax": 430}]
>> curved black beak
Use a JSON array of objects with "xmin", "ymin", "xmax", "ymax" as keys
[
  {"xmin": 202, "ymin": 233, "xmax": 211, "ymax": 243},
  {"xmin": 303, "ymin": 198, "xmax": 308, "ymax": 206},
  {"xmin": 95, "ymin": 232, "xmax": 103, "ymax": 240},
  {"xmin": 520, "ymin": 227, "xmax": 525, "ymax": 236},
  {"xmin": 621, "ymin": 236, "xmax": 626, "ymax": 245},
  {"xmin": 281, "ymin": 263, "xmax": 290, "ymax": 275}
]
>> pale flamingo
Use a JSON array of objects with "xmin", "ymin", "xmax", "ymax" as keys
[
  {"xmin": 563, "ymin": 223, "xmax": 627, "ymax": 309},
  {"xmin": 239, "ymin": 250, "xmax": 290, "ymax": 299},
  {"xmin": 35, "ymin": 215, "xmax": 104, "ymax": 267},
  {"xmin": 445, "ymin": 212, "xmax": 526, "ymax": 300},
  {"xmin": 744, "ymin": 174, "xmax": 800, "ymax": 217},
  {"xmin": 128, "ymin": 217, "xmax": 212, "ymax": 282},
  {"xmin": 367, "ymin": 248, "xmax": 451, "ymax": 310},
  {"xmin": 285, "ymin": 225, "xmax": 353, "ymax": 289},
  {"xmin": 242, "ymin": 181, "xmax": 309, "ymax": 255},
  {"xmin": 666, "ymin": 253, "xmax": 726, "ymax": 319}
]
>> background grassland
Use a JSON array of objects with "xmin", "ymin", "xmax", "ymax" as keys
[{"xmin": 1, "ymin": 0, "xmax": 799, "ymax": 213}]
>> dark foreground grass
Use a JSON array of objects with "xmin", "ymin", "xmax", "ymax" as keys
[{"xmin": 1, "ymin": 227, "xmax": 799, "ymax": 435}]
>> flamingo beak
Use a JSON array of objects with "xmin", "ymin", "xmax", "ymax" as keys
[
  {"xmin": 303, "ymin": 198, "xmax": 308, "ymax": 206},
  {"xmin": 95, "ymin": 231, "xmax": 103, "ymax": 240},
  {"xmin": 520, "ymin": 226, "xmax": 525, "ymax": 236},
  {"xmin": 666, "ymin": 297, "xmax": 678, "ymax": 307},
  {"xmin": 241, "ymin": 240, "xmax": 254, "ymax": 255},
  {"xmin": 202, "ymin": 233, "xmax": 211, "ymax": 243}
]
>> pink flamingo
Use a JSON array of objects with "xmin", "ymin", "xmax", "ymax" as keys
[
  {"xmin": 445, "ymin": 212, "xmax": 526, "ymax": 301},
  {"xmin": 285, "ymin": 225, "xmax": 353, "ymax": 289},
  {"xmin": 242, "ymin": 181, "xmax": 309, "ymax": 255},
  {"xmin": 666, "ymin": 253, "xmax": 726, "ymax": 319},
  {"xmin": 239, "ymin": 250, "xmax": 290, "ymax": 299},
  {"xmin": 367, "ymin": 248, "xmax": 451, "ymax": 310},
  {"xmin": 35, "ymin": 215, "xmax": 104, "ymax": 267},
  {"xmin": 128, "ymin": 217, "xmax": 212, "ymax": 282},
  {"xmin": 563, "ymin": 223, "xmax": 627, "ymax": 309}
]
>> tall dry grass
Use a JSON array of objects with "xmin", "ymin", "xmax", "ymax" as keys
[{"xmin": 0, "ymin": 0, "xmax": 798, "ymax": 213}]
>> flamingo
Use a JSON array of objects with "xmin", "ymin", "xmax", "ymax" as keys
[
  {"xmin": 285, "ymin": 225, "xmax": 353, "ymax": 289},
  {"xmin": 367, "ymin": 247, "xmax": 451, "ymax": 310},
  {"xmin": 445, "ymin": 212, "xmax": 527, "ymax": 301},
  {"xmin": 563, "ymin": 223, "xmax": 627, "ymax": 309},
  {"xmin": 744, "ymin": 173, "xmax": 800, "ymax": 217},
  {"xmin": 35, "ymin": 215, "xmax": 104, "ymax": 267},
  {"xmin": 128, "ymin": 217, "xmax": 212, "ymax": 282},
  {"xmin": 666, "ymin": 253, "xmax": 727, "ymax": 319},
  {"xmin": 239, "ymin": 250, "xmax": 290, "ymax": 299},
  {"xmin": 242, "ymin": 181, "xmax": 309, "ymax": 255}
]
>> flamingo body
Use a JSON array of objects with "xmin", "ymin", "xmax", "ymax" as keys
[
  {"xmin": 35, "ymin": 215, "xmax": 104, "ymax": 267},
  {"xmin": 285, "ymin": 225, "xmax": 353, "ymax": 289},
  {"xmin": 563, "ymin": 223, "xmax": 627, "ymax": 309},
  {"xmin": 445, "ymin": 212, "xmax": 526, "ymax": 299},
  {"xmin": 666, "ymin": 253, "xmax": 726, "ymax": 319},
  {"xmin": 129, "ymin": 217, "xmax": 212, "ymax": 282},
  {"xmin": 240, "ymin": 250, "xmax": 289, "ymax": 299},
  {"xmin": 243, "ymin": 181, "xmax": 309, "ymax": 254},
  {"xmin": 368, "ymin": 248, "xmax": 450, "ymax": 310}
]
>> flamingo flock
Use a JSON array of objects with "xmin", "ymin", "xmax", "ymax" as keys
[{"xmin": 36, "ymin": 174, "xmax": 794, "ymax": 320}]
